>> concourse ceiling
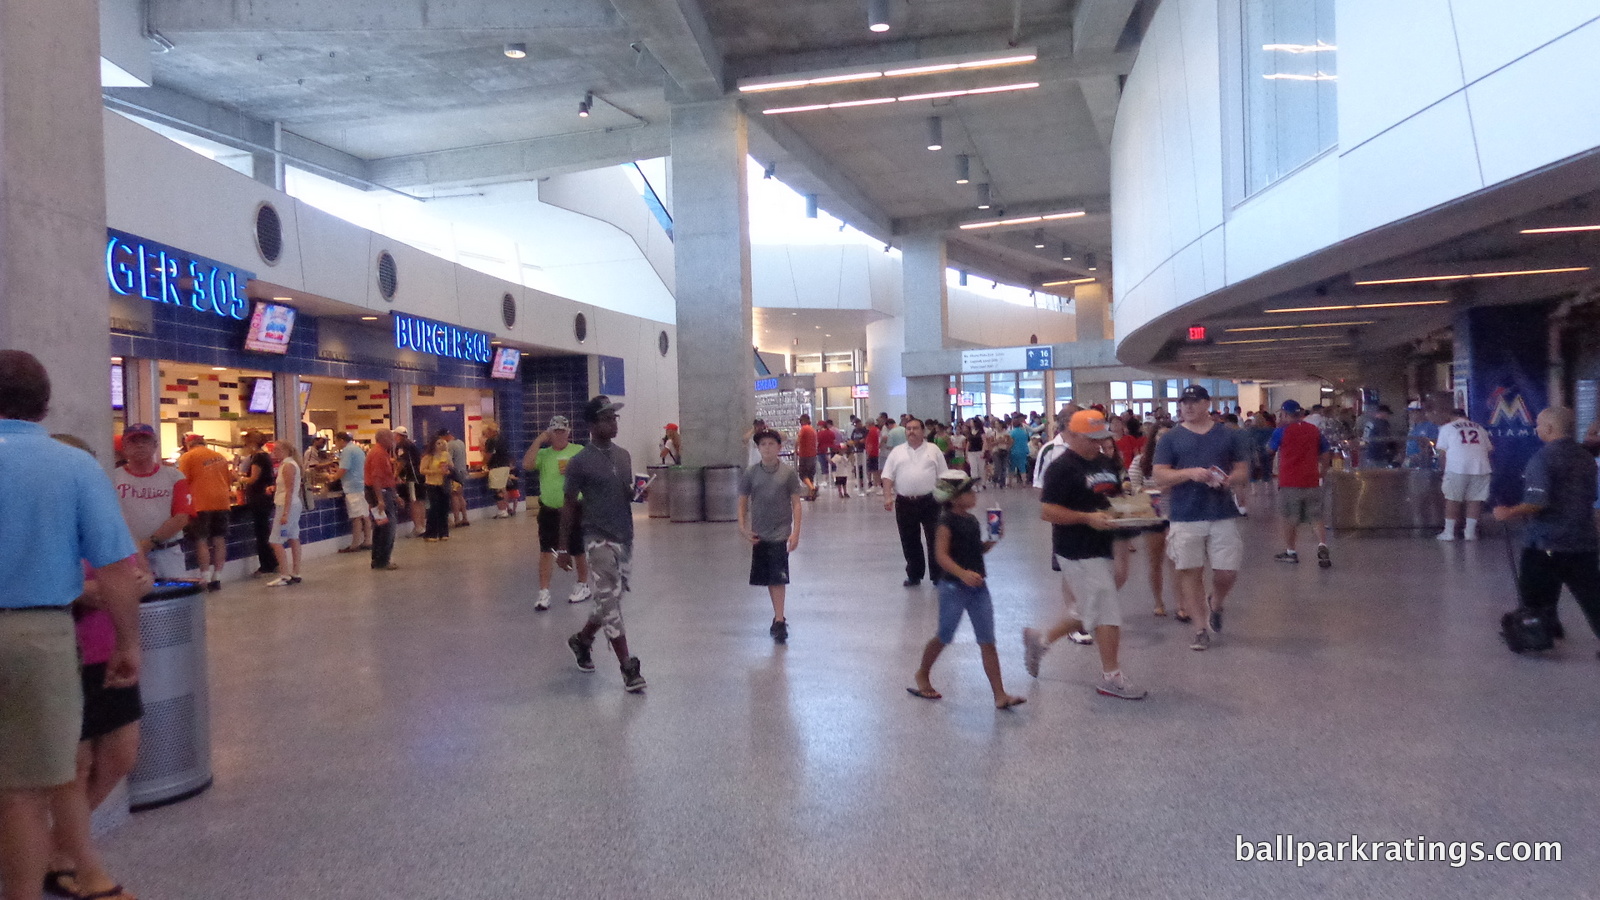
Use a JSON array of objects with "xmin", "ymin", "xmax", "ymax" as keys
[{"xmin": 113, "ymin": 0, "xmax": 1151, "ymax": 314}]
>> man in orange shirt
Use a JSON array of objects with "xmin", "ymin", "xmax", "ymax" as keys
[
  {"xmin": 178, "ymin": 434, "xmax": 235, "ymax": 590},
  {"xmin": 795, "ymin": 414, "xmax": 819, "ymax": 501}
]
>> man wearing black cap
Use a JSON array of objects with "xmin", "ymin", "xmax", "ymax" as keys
[
  {"xmin": 1153, "ymin": 384, "xmax": 1253, "ymax": 651},
  {"xmin": 557, "ymin": 396, "xmax": 646, "ymax": 692}
]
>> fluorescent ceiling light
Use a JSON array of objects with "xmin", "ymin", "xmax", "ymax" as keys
[
  {"xmin": 1041, "ymin": 277, "xmax": 1097, "ymax": 286},
  {"xmin": 1265, "ymin": 300, "xmax": 1452, "ymax": 314},
  {"xmin": 739, "ymin": 50, "xmax": 1037, "ymax": 93},
  {"xmin": 1262, "ymin": 41, "xmax": 1336, "ymax": 53},
  {"xmin": 361, "ymin": 316, "xmax": 378, "ymax": 321},
  {"xmin": 1216, "ymin": 335, "xmax": 1355, "ymax": 345},
  {"xmin": 1223, "ymin": 321, "xmax": 1374, "ymax": 332},
  {"xmin": 1353, "ymin": 266, "xmax": 1589, "ymax": 286},
  {"xmin": 1521, "ymin": 224, "xmax": 1600, "ymax": 234},
  {"xmin": 1264, "ymin": 72, "xmax": 1336, "ymax": 81},
  {"xmin": 960, "ymin": 210, "xmax": 1086, "ymax": 230},
  {"xmin": 763, "ymin": 82, "xmax": 1039, "ymax": 114}
]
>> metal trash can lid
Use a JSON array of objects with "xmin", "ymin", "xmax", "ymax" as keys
[{"xmin": 141, "ymin": 579, "xmax": 206, "ymax": 602}]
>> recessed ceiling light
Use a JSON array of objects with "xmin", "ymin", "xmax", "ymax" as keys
[
  {"xmin": 504, "ymin": 43, "xmax": 527, "ymax": 59},
  {"xmin": 211, "ymin": 366, "xmax": 226, "ymax": 371},
  {"xmin": 1264, "ymin": 300, "xmax": 1452, "ymax": 313},
  {"xmin": 1352, "ymin": 266, "xmax": 1589, "ymax": 286},
  {"xmin": 346, "ymin": 379, "xmax": 361, "ymax": 385},
  {"xmin": 360, "ymin": 316, "xmax": 378, "ymax": 321}
]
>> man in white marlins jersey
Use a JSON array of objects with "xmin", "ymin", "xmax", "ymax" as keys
[{"xmin": 1436, "ymin": 408, "xmax": 1493, "ymax": 541}]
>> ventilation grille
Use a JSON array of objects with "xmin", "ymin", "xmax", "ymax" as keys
[
  {"xmin": 574, "ymin": 313, "xmax": 588, "ymax": 343},
  {"xmin": 658, "ymin": 330, "xmax": 670, "ymax": 356},
  {"xmin": 377, "ymin": 251, "xmax": 398, "ymax": 301},
  {"xmin": 255, "ymin": 204, "xmax": 283, "ymax": 264},
  {"xmin": 502, "ymin": 293, "xmax": 517, "ymax": 328}
]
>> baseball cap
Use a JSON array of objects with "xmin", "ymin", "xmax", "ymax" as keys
[
  {"xmin": 1279, "ymin": 399, "xmax": 1303, "ymax": 414},
  {"xmin": 122, "ymin": 423, "xmax": 157, "ymax": 440},
  {"xmin": 393, "ymin": 425, "xmax": 409, "ymax": 436},
  {"xmin": 1068, "ymin": 409, "xmax": 1113, "ymax": 440},
  {"xmin": 933, "ymin": 469, "xmax": 978, "ymax": 503},
  {"xmin": 582, "ymin": 395, "xmax": 624, "ymax": 423},
  {"xmin": 1179, "ymin": 384, "xmax": 1211, "ymax": 402},
  {"xmin": 664, "ymin": 423, "xmax": 679, "ymax": 431},
  {"xmin": 548, "ymin": 415, "xmax": 571, "ymax": 432}
]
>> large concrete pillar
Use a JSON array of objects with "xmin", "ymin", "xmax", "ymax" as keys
[
  {"xmin": 1073, "ymin": 283, "xmax": 1110, "ymax": 340},
  {"xmin": 0, "ymin": 0, "xmax": 111, "ymax": 452},
  {"xmin": 901, "ymin": 233, "xmax": 949, "ymax": 421},
  {"xmin": 669, "ymin": 99, "xmax": 753, "ymax": 467}
]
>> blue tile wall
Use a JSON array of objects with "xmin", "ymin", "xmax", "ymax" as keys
[{"xmin": 115, "ymin": 302, "xmax": 548, "ymax": 563}]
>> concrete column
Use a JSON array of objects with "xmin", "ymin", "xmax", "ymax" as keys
[
  {"xmin": 1075, "ymin": 380, "xmax": 1112, "ymax": 410},
  {"xmin": 670, "ymin": 99, "xmax": 753, "ymax": 467},
  {"xmin": 1074, "ymin": 284, "xmax": 1110, "ymax": 341},
  {"xmin": 901, "ymin": 233, "xmax": 949, "ymax": 421},
  {"xmin": 0, "ymin": 0, "xmax": 111, "ymax": 451},
  {"xmin": 865, "ymin": 317, "xmax": 905, "ymax": 418},
  {"xmin": 123, "ymin": 358, "xmax": 161, "ymax": 432}
]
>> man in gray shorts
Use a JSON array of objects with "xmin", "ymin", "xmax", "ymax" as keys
[
  {"xmin": 1267, "ymin": 400, "xmax": 1333, "ymax": 567},
  {"xmin": 0, "ymin": 351, "xmax": 145, "ymax": 900},
  {"xmin": 558, "ymin": 396, "xmax": 646, "ymax": 692}
]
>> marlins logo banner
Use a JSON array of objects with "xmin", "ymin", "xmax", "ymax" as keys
[{"xmin": 1464, "ymin": 305, "xmax": 1550, "ymax": 506}]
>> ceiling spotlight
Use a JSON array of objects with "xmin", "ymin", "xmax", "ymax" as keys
[
  {"xmin": 1033, "ymin": 229, "xmax": 1046, "ymax": 249},
  {"xmin": 504, "ymin": 43, "xmax": 527, "ymax": 59},
  {"xmin": 959, "ymin": 270, "xmax": 969, "ymax": 286},
  {"xmin": 1086, "ymin": 252, "xmax": 1098, "ymax": 271},
  {"xmin": 578, "ymin": 91, "xmax": 593, "ymax": 117},
  {"xmin": 976, "ymin": 183, "xmax": 991, "ymax": 210},
  {"xmin": 805, "ymin": 193, "xmax": 819, "ymax": 219},
  {"xmin": 956, "ymin": 154, "xmax": 970, "ymax": 184},
  {"xmin": 763, "ymin": 162, "xmax": 777, "ymax": 179},
  {"xmin": 926, "ymin": 116, "xmax": 943, "ymax": 151},
  {"xmin": 868, "ymin": 0, "xmax": 891, "ymax": 33},
  {"xmin": 1061, "ymin": 243, "xmax": 1073, "ymax": 261}
]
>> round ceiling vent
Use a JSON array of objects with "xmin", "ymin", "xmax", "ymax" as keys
[
  {"xmin": 502, "ymin": 293, "xmax": 517, "ymax": 329},
  {"xmin": 574, "ymin": 313, "xmax": 588, "ymax": 343},
  {"xmin": 658, "ymin": 330, "xmax": 670, "ymax": 357},
  {"xmin": 376, "ymin": 251, "xmax": 398, "ymax": 301},
  {"xmin": 254, "ymin": 203, "xmax": 283, "ymax": 265}
]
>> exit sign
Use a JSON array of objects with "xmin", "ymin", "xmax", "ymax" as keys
[{"xmin": 1186, "ymin": 325, "xmax": 1209, "ymax": 343}]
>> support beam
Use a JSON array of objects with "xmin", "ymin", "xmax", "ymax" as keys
[
  {"xmin": 607, "ymin": 0, "xmax": 725, "ymax": 101},
  {"xmin": 370, "ymin": 123, "xmax": 671, "ymax": 190},
  {"xmin": 147, "ymin": 0, "xmax": 620, "ymax": 32},
  {"xmin": 1073, "ymin": 0, "xmax": 1141, "ymax": 53},
  {"xmin": 748, "ymin": 112, "xmax": 895, "ymax": 242},
  {"xmin": 103, "ymin": 86, "xmax": 372, "ymax": 189}
]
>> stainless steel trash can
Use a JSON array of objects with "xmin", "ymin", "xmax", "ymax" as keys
[
  {"xmin": 703, "ymin": 465, "xmax": 740, "ymax": 522},
  {"xmin": 646, "ymin": 465, "xmax": 671, "ymax": 518},
  {"xmin": 668, "ymin": 466, "xmax": 704, "ymax": 522},
  {"xmin": 128, "ymin": 580, "xmax": 212, "ymax": 811}
]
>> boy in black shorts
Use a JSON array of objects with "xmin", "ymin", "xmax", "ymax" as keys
[{"xmin": 738, "ymin": 430, "xmax": 806, "ymax": 642}]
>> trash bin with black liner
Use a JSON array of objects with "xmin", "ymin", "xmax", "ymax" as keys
[
  {"xmin": 702, "ymin": 465, "xmax": 740, "ymax": 522},
  {"xmin": 128, "ymin": 579, "xmax": 212, "ymax": 811}
]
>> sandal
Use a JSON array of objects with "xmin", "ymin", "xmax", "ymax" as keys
[
  {"xmin": 1174, "ymin": 613, "xmax": 1192, "ymax": 624},
  {"xmin": 1153, "ymin": 606, "xmax": 1168, "ymax": 617},
  {"xmin": 905, "ymin": 686, "xmax": 942, "ymax": 700}
]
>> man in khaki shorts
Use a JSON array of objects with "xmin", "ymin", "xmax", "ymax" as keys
[
  {"xmin": 0, "ymin": 351, "xmax": 145, "ymax": 900},
  {"xmin": 1436, "ymin": 408, "xmax": 1493, "ymax": 541},
  {"xmin": 1153, "ymin": 384, "xmax": 1253, "ymax": 651}
]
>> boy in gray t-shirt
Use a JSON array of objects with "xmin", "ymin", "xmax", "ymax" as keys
[{"xmin": 738, "ymin": 430, "xmax": 806, "ymax": 643}]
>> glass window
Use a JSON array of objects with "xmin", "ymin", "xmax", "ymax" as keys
[
  {"xmin": 794, "ymin": 353, "xmax": 823, "ymax": 374},
  {"xmin": 990, "ymin": 373, "xmax": 1018, "ymax": 418},
  {"xmin": 1054, "ymin": 371, "xmax": 1073, "ymax": 405},
  {"xmin": 1110, "ymin": 381, "xmax": 1129, "ymax": 401},
  {"xmin": 1242, "ymin": 0, "xmax": 1337, "ymax": 195},
  {"xmin": 1132, "ymin": 380, "xmax": 1154, "ymax": 400},
  {"xmin": 1018, "ymin": 372, "xmax": 1045, "ymax": 417},
  {"xmin": 961, "ymin": 374, "xmax": 987, "ymax": 419}
]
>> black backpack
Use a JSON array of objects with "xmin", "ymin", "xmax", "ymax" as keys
[{"xmin": 1501, "ymin": 608, "xmax": 1554, "ymax": 654}]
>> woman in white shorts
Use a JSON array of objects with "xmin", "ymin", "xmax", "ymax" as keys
[{"xmin": 268, "ymin": 441, "xmax": 305, "ymax": 586}]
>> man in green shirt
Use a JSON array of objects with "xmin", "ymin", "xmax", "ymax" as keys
[{"xmin": 522, "ymin": 416, "xmax": 590, "ymax": 610}]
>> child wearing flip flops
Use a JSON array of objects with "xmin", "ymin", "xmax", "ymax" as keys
[{"xmin": 909, "ymin": 470, "xmax": 1026, "ymax": 709}]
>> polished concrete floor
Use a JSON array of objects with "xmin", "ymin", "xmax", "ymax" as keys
[{"xmin": 101, "ymin": 482, "xmax": 1597, "ymax": 899}]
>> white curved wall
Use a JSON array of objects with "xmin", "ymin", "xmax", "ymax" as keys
[{"xmin": 1111, "ymin": 0, "xmax": 1600, "ymax": 355}]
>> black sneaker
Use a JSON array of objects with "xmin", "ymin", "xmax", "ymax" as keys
[
  {"xmin": 568, "ymin": 633, "xmax": 595, "ymax": 672},
  {"xmin": 1317, "ymin": 545, "xmax": 1331, "ymax": 568},
  {"xmin": 621, "ymin": 656, "xmax": 646, "ymax": 692},
  {"xmin": 207, "ymin": 580, "xmax": 222, "ymax": 592},
  {"xmin": 903, "ymin": 578, "xmax": 921, "ymax": 587},
  {"xmin": 1207, "ymin": 597, "xmax": 1223, "ymax": 633},
  {"xmin": 770, "ymin": 618, "xmax": 788, "ymax": 643},
  {"xmin": 1274, "ymin": 551, "xmax": 1299, "ymax": 564}
]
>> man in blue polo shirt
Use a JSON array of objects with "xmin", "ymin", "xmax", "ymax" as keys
[{"xmin": 0, "ymin": 351, "xmax": 144, "ymax": 900}]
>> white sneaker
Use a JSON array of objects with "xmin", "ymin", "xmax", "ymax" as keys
[
  {"xmin": 1463, "ymin": 530, "xmax": 1478, "ymax": 542},
  {"xmin": 1067, "ymin": 629, "xmax": 1094, "ymax": 645},
  {"xmin": 568, "ymin": 583, "xmax": 592, "ymax": 603},
  {"xmin": 535, "ymin": 589, "xmax": 551, "ymax": 611},
  {"xmin": 1436, "ymin": 531, "xmax": 1456, "ymax": 541},
  {"xmin": 493, "ymin": 511, "xmax": 510, "ymax": 519},
  {"xmin": 266, "ymin": 576, "xmax": 293, "ymax": 587}
]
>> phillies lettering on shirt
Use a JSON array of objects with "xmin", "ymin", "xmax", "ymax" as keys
[{"xmin": 112, "ymin": 465, "xmax": 192, "ymax": 540}]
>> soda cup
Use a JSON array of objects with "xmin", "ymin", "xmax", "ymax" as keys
[
  {"xmin": 985, "ymin": 506, "xmax": 1004, "ymax": 542},
  {"xmin": 632, "ymin": 473, "xmax": 652, "ymax": 503}
]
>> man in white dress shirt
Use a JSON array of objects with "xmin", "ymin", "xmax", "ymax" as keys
[{"xmin": 880, "ymin": 418, "xmax": 948, "ymax": 586}]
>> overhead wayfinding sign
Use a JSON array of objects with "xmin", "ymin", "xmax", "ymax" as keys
[{"xmin": 960, "ymin": 345, "xmax": 1053, "ymax": 373}]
